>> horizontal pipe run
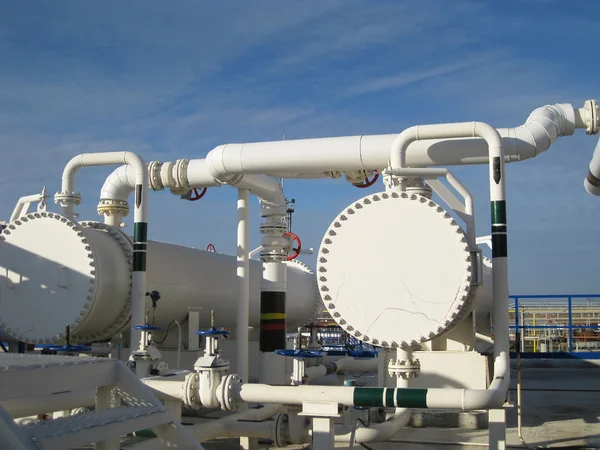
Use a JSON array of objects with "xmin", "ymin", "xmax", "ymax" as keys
[
  {"xmin": 236, "ymin": 381, "xmax": 508, "ymax": 410},
  {"xmin": 202, "ymin": 102, "xmax": 582, "ymax": 178},
  {"xmin": 304, "ymin": 357, "xmax": 378, "ymax": 381}
]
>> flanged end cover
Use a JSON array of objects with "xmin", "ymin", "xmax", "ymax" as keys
[
  {"xmin": 317, "ymin": 191, "xmax": 473, "ymax": 349},
  {"xmin": 0, "ymin": 214, "xmax": 131, "ymax": 344},
  {"xmin": 0, "ymin": 213, "xmax": 97, "ymax": 344}
]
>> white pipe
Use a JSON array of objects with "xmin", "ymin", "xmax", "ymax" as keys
[
  {"xmin": 236, "ymin": 380, "xmax": 512, "ymax": 411},
  {"xmin": 389, "ymin": 121, "xmax": 510, "ymax": 410},
  {"xmin": 202, "ymin": 103, "xmax": 582, "ymax": 176},
  {"xmin": 10, "ymin": 192, "xmax": 46, "ymax": 223},
  {"xmin": 141, "ymin": 372, "xmax": 190, "ymax": 401},
  {"xmin": 56, "ymin": 152, "xmax": 149, "ymax": 353},
  {"xmin": 389, "ymin": 122, "xmax": 502, "ymax": 170},
  {"xmin": 237, "ymin": 189, "xmax": 250, "ymax": 383},
  {"xmin": 387, "ymin": 167, "xmax": 475, "ymax": 250},
  {"xmin": 304, "ymin": 357, "xmax": 378, "ymax": 381},
  {"xmin": 585, "ymin": 136, "xmax": 600, "ymax": 195},
  {"xmin": 335, "ymin": 409, "xmax": 411, "ymax": 444}
]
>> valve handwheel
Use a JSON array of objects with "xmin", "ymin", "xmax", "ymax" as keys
[
  {"xmin": 353, "ymin": 171, "xmax": 379, "ymax": 188},
  {"xmin": 189, "ymin": 187, "xmax": 208, "ymax": 201},
  {"xmin": 206, "ymin": 244, "xmax": 216, "ymax": 252},
  {"xmin": 284, "ymin": 231, "xmax": 301, "ymax": 260}
]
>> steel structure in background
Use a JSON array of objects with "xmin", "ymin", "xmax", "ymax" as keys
[{"xmin": 510, "ymin": 294, "xmax": 600, "ymax": 358}]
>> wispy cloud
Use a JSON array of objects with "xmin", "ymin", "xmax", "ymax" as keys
[
  {"xmin": 345, "ymin": 55, "xmax": 493, "ymax": 97},
  {"xmin": 0, "ymin": 1, "xmax": 598, "ymax": 293}
]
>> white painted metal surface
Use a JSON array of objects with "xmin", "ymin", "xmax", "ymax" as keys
[
  {"xmin": 317, "ymin": 192, "xmax": 479, "ymax": 348},
  {"xmin": 0, "ymin": 214, "xmax": 131, "ymax": 344},
  {"xmin": 0, "ymin": 215, "xmax": 319, "ymax": 344},
  {"xmin": 0, "ymin": 353, "xmax": 202, "ymax": 449}
]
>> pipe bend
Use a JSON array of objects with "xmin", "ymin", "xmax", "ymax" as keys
[
  {"xmin": 100, "ymin": 165, "xmax": 137, "ymax": 201},
  {"xmin": 472, "ymin": 122, "xmax": 502, "ymax": 149},
  {"xmin": 584, "ymin": 136, "xmax": 600, "ymax": 195},
  {"xmin": 335, "ymin": 408, "xmax": 411, "ymax": 443}
]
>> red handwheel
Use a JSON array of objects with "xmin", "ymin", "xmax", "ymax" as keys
[
  {"xmin": 206, "ymin": 244, "xmax": 216, "ymax": 252},
  {"xmin": 189, "ymin": 187, "xmax": 208, "ymax": 201},
  {"xmin": 353, "ymin": 171, "xmax": 379, "ymax": 188},
  {"xmin": 284, "ymin": 232, "xmax": 301, "ymax": 261}
]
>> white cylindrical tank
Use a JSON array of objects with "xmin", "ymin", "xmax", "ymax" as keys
[
  {"xmin": 317, "ymin": 191, "xmax": 493, "ymax": 349},
  {"xmin": 0, "ymin": 213, "xmax": 319, "ymax": 344}
]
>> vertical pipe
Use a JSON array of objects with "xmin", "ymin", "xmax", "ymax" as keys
[
  {"xmin": 514, "ymin": 297, "xmax": 519, "ymax": 339},
  {"xmin": 260, "ymin": 261, "xmax": 288, "ymax": 384},
  {"xmin": 131, "ymin": 175, "xmax": 149, "ymax": 351},
  {"xmin": 237, "ymin": 189, "xmax": 250, "ymax": 383},
  {"xmin": 488, "ymin": 135, "xmax": 510, "ymax": 398},
  {"xmin": 519, "ymin": 309, "xmax": 525, "ymax": 353},
  {"xmin": 568, "ymin": 296, "xmax": 573, "ymax": 353},
  {"xmin": 260, "ymin": 262, "xmax": 287, "ymax": 352}
]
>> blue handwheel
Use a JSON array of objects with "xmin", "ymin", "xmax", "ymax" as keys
[
  {"xmin": 274, "ymin": 349, "xmax": 324, "ymax": 359},
  {"xmin": 133, "ymin": 324, "xmax": 162, "ymax": 331},
  {"xmin": 48, "ymin": 344, "xmax": 91, "ymax": 352},
  {"xmin": 196, "ymin": 328, "xmax": 231, "ymax": 336}
]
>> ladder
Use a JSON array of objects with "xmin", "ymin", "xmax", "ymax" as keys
[{"xmin": 0, "ymin": 353, "xmax": 203, "ymax": 449}]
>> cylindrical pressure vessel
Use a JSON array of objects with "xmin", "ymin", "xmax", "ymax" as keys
[
  {"xmin": 317, "ymin": 191, "xmax": 493, "ymax": 349},
  {"xmin": 0, "ymin": 213, "xmax": 319, "ymax": 344}
]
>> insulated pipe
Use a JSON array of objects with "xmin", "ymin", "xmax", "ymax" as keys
[
  {"xmin": 304, "ymin": 357, "xmax": 378, "ymax": 382},
  {"xmin": 335, "ymin": 409, "xmax": 411, "ymax": 444},
  {"xmin": 10, "ymin": 192, "xmax": 46, "ymax": 223},
  {"xmin": 387, "ymin": 167, "xmax": 475, "ymax": 250},
  {"xmin": 56, "ymin": 152, "xmax": 149, "ymax": 353},
  {"xmin": 235, "ymin": 382, "xmax": 511, "ymax": 411},
  {"xmin": 99, "ymin": 164, "xmax": 288, "ymax": 367},
  {"xmin": 237, "ymin": 189, "xmax": 250, "ymax": 384},
  {"xmin": 584, "ymin": 136, "xmax": 600, "ymax": 195},
  {"xmin": 389, "ymin": 122, "xmax": 510, "ymax": 409},
  {"xmin": 203, "ymin": 103, "xmax": 584, "ymax": 176}
]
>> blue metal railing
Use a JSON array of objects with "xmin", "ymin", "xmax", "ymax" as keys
[{"xmin": 510, "ymin": 294, "xmax": 600, "ymax": 357}]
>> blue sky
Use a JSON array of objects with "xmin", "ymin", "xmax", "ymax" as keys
[{"xmin": 0, "ymin": 1, "xmax": 599, "ymax": 295}]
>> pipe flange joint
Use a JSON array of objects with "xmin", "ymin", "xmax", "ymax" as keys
[
  {"xmin": 183, "ymin": 372, "xmax": 202, "ymax": 410},
  {"xmin": 584, "ymin": 99, "xmax": 599, "ymax": 135},
  {"xmin": 388, "ymin": 358, "xmax": 421, "ymax": 379},
  {"xmin": 274, "ymin": 413, "xmax": 291, "ymax": 447},
  {"xmin": 74, "ymin": 221, "xmax": 133, "ymax": 342},
  {"xmin": 216, "ymin": 374, "xmax": 241, "ymax": 411},
  {"xmin": 169, "ymin": 159, "xmax": 190, "ymax": 195},
  {"xmin": 148, "ymin": 161, "xmax": 165, "ymax": 191},
  {"xmin": 97, "ymin": 198, "xmax": 129, "ymax": 217},
  {"xmin": 54, "ymin": 191, "xmax": 82, "ymax": 206}
]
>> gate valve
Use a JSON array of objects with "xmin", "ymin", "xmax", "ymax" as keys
[
  {"xmin": 352, "ymin": 171, "xmax": 379, "ymax": 188},
  {"xmin": 196, "ymin": 328, "xmax": 230, "ymax": 357},
  {"xmin": 189, "ymin": 187, "xmax": 207, "ymax": 201},
  {"xmin": 275, "ymin": 349, "xmax": 324, "ymax": 385},
  {"xmin": 283, "ymin": 232, "xmax": 301, "ymax": 261}
]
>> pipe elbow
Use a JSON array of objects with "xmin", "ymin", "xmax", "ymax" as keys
[
  {"xmin": 585, "ymin": 136, "xmax": 600, "ymax": 195},
  {"xmin": 100, "ymin": 165, "xmax": 136, "ymax": 201},
  {"xmin": 122, "ymin": 151, "xmax": 146, "ymax": 177},
  {"xmin": 472, "ymin": 122, "xmax": 502, "ymax": 149},
  {"xmin": 335, "ymin": 409, "xmax": 411, "ymax": 443},
  {"xmin": 463, "ymin": 387, "xmax": 507, "ymax": 410},
  {"xmin": 390, "ymin": 127, "xmax": 419, "ymax": 169}
]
